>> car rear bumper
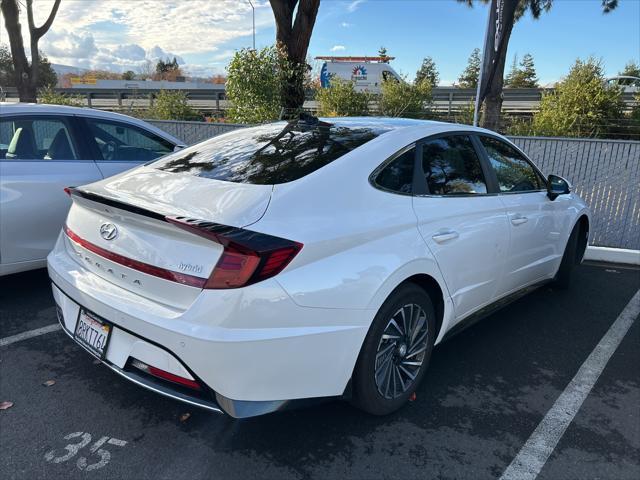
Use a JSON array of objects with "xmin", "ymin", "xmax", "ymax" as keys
[{"xmin": 47, "ymin": 235, "xmax": 373, "ymax": 417}]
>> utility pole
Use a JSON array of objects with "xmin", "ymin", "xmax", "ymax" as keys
[{"xmin": 248, "ymin": 0, "xmax": 256, "ymax": 50}]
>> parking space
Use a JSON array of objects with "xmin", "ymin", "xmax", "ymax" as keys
[{"xmin": 1, "ymin": 263, "xmax": 638, "ymax": 480}]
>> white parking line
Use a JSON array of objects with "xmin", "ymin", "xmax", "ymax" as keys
[
  {"xmin": 0, "ymin": 323, "xmax": 61, "ymax": 347},
  {"xmin": 500, "ymin": 289, "xmax": 640, "ymax": 480}
]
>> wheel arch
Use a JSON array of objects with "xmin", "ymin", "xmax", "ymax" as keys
[
  {"xmin": 365, "ymin": 260, "xmax": 453, "ymax": 345},
  {"xmin": 575, "ymin": 214, "xmax": 590, "ymax": 263}
]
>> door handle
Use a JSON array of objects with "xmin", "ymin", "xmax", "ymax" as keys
[
  {"xmin": 511, "ymin": 214, "xmax": 528, "ymax": 226},
  {"xmin": 432, "ymin": 230, "xmax": 459, "ymax": 244}
]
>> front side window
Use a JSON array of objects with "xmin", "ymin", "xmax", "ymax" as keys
[
  {"xmin": 86, "ymin": 119, "xmax": 174, "ymax": 162},
  {"xmin": 152, "ymin": 121, "xmax": 391, "ymax": 184},
  {"xmin": 420, "ymin": 135, "xmax": 487, "ymax": 195},
  {"xmin": 0, "ymin": 116, "xmax": 78, "ymax": 160},
  {"xmin": 479, "ymin": 136, "xmax": 544, "ymax": 193},
  {"xmin": 374, "ymin": 147, "xmax": 415, "ymax": 194}
]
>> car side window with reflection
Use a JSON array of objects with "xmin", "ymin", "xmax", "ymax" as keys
[
  {"xmin": 420, "ymin": 135, "xmax": 487, "ymax": 195},
  {"xmin": 0, "ymin": 117, "xmax": 78, "ymax": 160},
  {"xmin": 479, "ymin": 136, "xmax": 544, "ymax": 193},
  {"xmin": 375, "ymin": 147, "xmax": 415, "ymax": 194},
  {"xmin": 85, "ymin": 119, "xmax": 174, "ymax": 162}
]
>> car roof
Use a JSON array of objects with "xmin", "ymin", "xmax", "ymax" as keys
[
  {"xmin": 0, "ymin": 102, "xmax": 183, "ymax": 145},
  {"xmin": 317, "ymin": 116, "xmax": 495, "ymax": 137},
  {"xmin": 1, "ymin": 102, "xmax": 141, "ymax": 121}
]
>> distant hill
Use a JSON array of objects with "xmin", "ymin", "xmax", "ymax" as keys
[{"xmin": 51, "ymin": 64, "xmax": 89, "ymax": 77}]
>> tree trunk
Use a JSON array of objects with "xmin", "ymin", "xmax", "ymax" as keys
[
  {"xmin": 1, "ymin": 0, "xmax": 37, "ymax": 102},
  {"xmin": 480, "ymin": 7, "xmax": 515, "ymax": 132},
  {"xmin": 1, "ymin": 0, "xmax": 61, "ymax": 103},
  {"xmin": 481, "ymin": 52, "xmax": 507, "ymax": 131},
  {"xmin": 270, "ymin": 0, "xmax": 320, "ymax": 116}
]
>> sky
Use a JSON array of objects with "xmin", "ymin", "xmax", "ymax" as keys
[{"xmin": 1, "ymin": 0, "xmax": 639, "ymax": 85}]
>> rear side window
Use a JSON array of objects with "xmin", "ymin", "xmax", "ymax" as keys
[
  {"xmin": 152, "ymin": 121, "xmax": 390, "ymax": 184},
  {"xmin": 479, "ymin": 136, "xmax": 544, "ymax": 192},
  {"xmin": 85, "ymin": 118, "xmax": 174, "ymax": 162},
  {"xmin": 420, "ymin": 135, "xmax": 487, "ymax": 195},
  {"xmin": 0, "ymin": 116, "xmax": 78, "ymax": 160},
  {"xmin": 374, "ymin": 147, "xmax": 415, "ymax": 194}
]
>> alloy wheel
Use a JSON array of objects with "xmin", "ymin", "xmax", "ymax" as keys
[{"xmin": 374, "ymin": 303, "xmax": 429, "ymax": 399}]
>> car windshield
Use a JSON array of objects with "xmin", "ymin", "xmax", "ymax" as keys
[{"xmin": 151, "ymin": 120, "xmax": 391, "ymax": 184}]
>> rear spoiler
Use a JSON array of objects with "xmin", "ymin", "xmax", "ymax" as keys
[{"xmin": 68, "ymin": 187, "xmax": 165, "ymax": 221}]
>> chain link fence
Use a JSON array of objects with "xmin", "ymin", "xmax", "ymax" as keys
[{"xmin": 147, "ymin": 120, "xmax": 640, "ymax": 250}]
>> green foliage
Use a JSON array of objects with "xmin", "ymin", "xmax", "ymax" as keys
[
  {"xmin": 38, "ymin": 87, "xmax": 83, "ymax": 106},
  {"xmin": 316, "ymin": 78, "xmax": 371, "ymax": 117},
  {"xmin": 458, "ymin": 48, "xmax": 481, "ymax": 88},
  {"xmin": 532, "ymin": 58, "xmax": 624, "ymax": 138},
  {"xmin": 122, "ymin": 70, "xmax": 136, "ymax": 80},
  {"xmin": 0, "ymin": 45, "xmax": 13, "ymax": 87},
  {"xmin": 505, "ymin": 53, "xmax": 538, "ymax": 88},
  {"xmin": 0, "ymin": 45, "xmax": 57, "ymax": 88},
  {"xmin": 378, "ymin": 77, "xmax": 432, "ymax": 118},
  {"xmin": 630, "ymin": 94, "xmax": 640, "ymax": 125},
  {"xmin": 454, "ymin": 100, "xmax": 477, "ymax": 126},
  {"xmin": 415, "ymin": 57, "xmax": 439, "ymax": 88},
  {"xmin": 457, "ymin": 0, "xmax": 617, "ymax": 20},
  {"xmin": 147, "ymin": 90, "xmax": 202, "ymax": 121},
  {"xmin": 619, "ymin": 60, "xmax": 640, "ymax": 78},
  {"xmin": 226, "ymin": 46, "xmax": 283, "ymax": 123}
]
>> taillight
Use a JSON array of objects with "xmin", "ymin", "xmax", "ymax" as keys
[
  {"xmin": 166, "ymin": 216, "xmax": 303, "ymax": 290},
  {"xmin": 131, "ymin": 359, "xmax": 201, "ymax": 390},
  {"xmin": 63, "ymin": 187, "xmax": 72, "ymax": 196}
]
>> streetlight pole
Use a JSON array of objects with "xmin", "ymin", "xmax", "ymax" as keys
[{"xmin": 248, "ymin": 0, "xmax": 256, "ymax": 50}]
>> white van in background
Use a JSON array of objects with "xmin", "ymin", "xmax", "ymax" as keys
[{"xmin": 316, "ymin": 56, "xmax": 402, "ymax": 94}]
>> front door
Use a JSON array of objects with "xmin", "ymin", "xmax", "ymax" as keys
[{"xmin": 476, "ymin": 135, "xmax": 566, "ymax": 296}]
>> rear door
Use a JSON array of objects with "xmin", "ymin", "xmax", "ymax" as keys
[
  {"xmin": 80, "ymin": 117, "xmax": 176, "ymax": 178},
  {"xmin": 476, "ymin": 135, "xmax": 567, "ymax": 295},
  {"xmin": 412, "ymin": 134, "xmax": 509, "ymax": 321},
  {"xmin": 0, "ymin": 115, "xmax": 103, "ymax": 265}
]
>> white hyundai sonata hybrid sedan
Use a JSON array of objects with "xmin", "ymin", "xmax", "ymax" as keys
[{"xmin": 48, "ymin": 117, "xmax": 590, "ymax": 418}]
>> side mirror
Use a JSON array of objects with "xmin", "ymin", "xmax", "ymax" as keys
[{"xmin": 547, "ymin": 174, "xmax": 571, "ymax": 201}]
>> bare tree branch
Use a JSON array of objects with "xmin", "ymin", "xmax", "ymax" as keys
[{"xmin": 28, "ymin": 0, "xmax": 61, "ymax": 39}]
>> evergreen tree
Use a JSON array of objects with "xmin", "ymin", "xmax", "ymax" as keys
[
  {"xmin": 458, "ymin": 48, "xmax": 481, "ymax": 89},
  {"xmin": 506, "ymin": 53, "xmax": 538, "ymax": 88},
  {"xmin": 619, "ymin": 60, "xmax": 640, "ymax": 78},
  {"xmin": 504, "ymin": 54, "xmax": 518, "ymax": 87},
  {"xmin": 415, "ymin": 56, "xmax": 440, "ymax": 88}
]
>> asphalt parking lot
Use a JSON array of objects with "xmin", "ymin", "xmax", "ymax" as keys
[{"xmin": 1, "ymin": 263, "xmax": 639, "ymax": 480}]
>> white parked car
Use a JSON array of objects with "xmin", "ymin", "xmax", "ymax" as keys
[
  {"xmin": 605, "ymin": 75, "xmax": 640, "ymax": 93},
  {"xmin": 0, "ymin": 103, "xmax": 184, "ymax": 275},
  {"xmin": 48, "ymin": 118, "xmax": 590, "ymax": 418}
]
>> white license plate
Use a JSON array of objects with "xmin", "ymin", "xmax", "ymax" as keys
[{"xmin": 74, "ymin": 310, "xmax": 112, "ymax": 359}]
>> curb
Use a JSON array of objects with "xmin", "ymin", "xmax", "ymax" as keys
[{"xmin": 585, "ymin": 247, "xmax": 640, "ymax": 266}]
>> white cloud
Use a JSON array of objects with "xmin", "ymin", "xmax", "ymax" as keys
[
  {"xmin": 340, "ymin": 22, "xmax": 353, "ymax": 28},
  {"xmin": 347, "ymin": 0, "xmax": 367, "ymax": 13},
  {"xmin": 330, "ymin": 45, "xmax": 346, "ymax": 52},
  {"xmin": 1, "ymin": 0, "xmax": 274, "ymax": 75}
]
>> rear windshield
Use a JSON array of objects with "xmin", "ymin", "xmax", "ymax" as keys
[{"xmin": 151, "ymin": 121, "xmax": 390, "ymax": 184}]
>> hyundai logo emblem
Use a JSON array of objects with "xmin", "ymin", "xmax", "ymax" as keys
[{"xmin": 100, "ymin": 223, "xmax": 118, "ymax": 241}]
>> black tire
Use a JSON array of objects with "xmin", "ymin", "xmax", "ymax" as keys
[
  {"xmin": 553, "ymin": 224, "xmax": 580, "ymax": 289},
  {"xmin": 351, "ymin": 283, "xmax": 436, "ymax": 415}
]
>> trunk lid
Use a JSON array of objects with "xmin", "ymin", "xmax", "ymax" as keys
[{"xmin": 63, "ymin": 167, "xmax": 273, "ymax": 309}]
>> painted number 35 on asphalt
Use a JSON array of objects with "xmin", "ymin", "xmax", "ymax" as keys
[{"xmin": 44, "ymin": 432, "xmax": 127, "ymax": 471}]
